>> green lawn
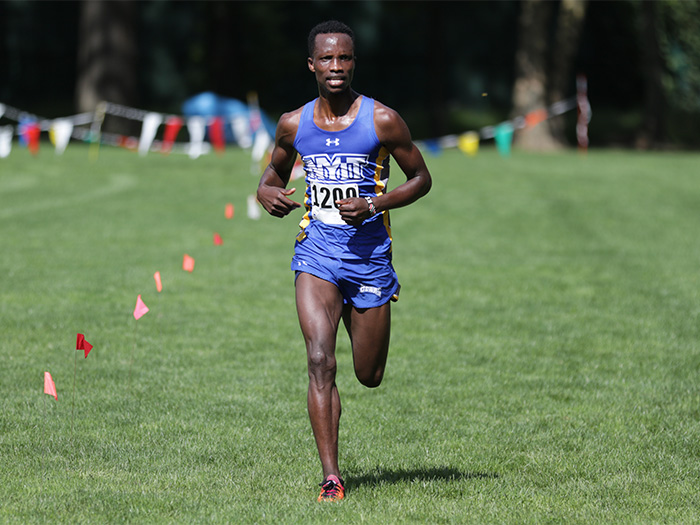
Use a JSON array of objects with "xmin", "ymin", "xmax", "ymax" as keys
[{"xmin": 1, "ymin": 143, "xmax": 699, "ymax": 523}]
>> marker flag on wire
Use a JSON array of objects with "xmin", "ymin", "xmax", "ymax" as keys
[
  {"xmin": 225, "ymin": 203, "xmax": 234, "ymax": 219},
  {"xmin": 76, "ymin": 333, "xmax": 93, "ymax": 358},
  {"xmin": 423, "ymin": 139, "xmax": 441, "ymax": 156},
  {"xmin": 133, "ymin": 294, "xmax": 149, "ymax": 320},
  {"xmin": 44, "ymin": 372, "xmax": 57, "ymax": 400},
  {"xmin": 138, "ymin": 112, "xmax": 163, "ymax": 156},
  {"xmin": 162, "ymin": 116, "xmax": 183, "ymax": 154},
  {"xmin": 524, "ymin": 108, "xmax": 548, "ymax": 128},
  {"xmin": 209, "ymin": 116, "xmax": 226, "ymax": 154},
  {"xmin": 51, "ymin": 118, "xmax": 74, "ymax": 155},
  {"xmin": 24, "ymin": 122, "xmax": 40, "ymax": 155},
  {"xmin": 494, "ymin": 122, "xmax": 514, "ymax": 157},
  {"xmin": 0, "ymin": 126, "xmax": 12, "ymax": 158},
  {"xmin": 154, "ymin": 271, "xmax": 163, "ymax": 292},
  {"xmin": 187, "ymin": 116, "xmax": 206, "ymax": 159},
  {"xmin": 458, "ymin": 131, "xmax": 480, "ymax": 157}
]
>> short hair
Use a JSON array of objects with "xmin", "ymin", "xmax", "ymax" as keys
[{"xmin": 307, "ymin": 20, "xmax": 355, "ymax": 57}]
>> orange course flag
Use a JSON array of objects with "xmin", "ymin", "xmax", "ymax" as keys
[
  {"xmin": 225, "ymin": 203, "xmax": 234, "ymax": 219},
  {"xmin": 183, "ymin": 254, "xmax": 195, "ymax": 272},
  {"xmin": 76, "ymin": 333, "xmax": 93, "ymax": 358},
  {"xmin": 44, "ymin": 372, "xmax": 57, "ymax": 400},
  {"xmin": 133, "ymin": 294, "xmax": 150, "ymax": 321},
  {"xmin": 154, "ymin": 271, "xmax": 163, "ymax": 293}
]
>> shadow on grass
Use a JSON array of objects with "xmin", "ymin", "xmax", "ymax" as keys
[{"xmin": 348, "ymin": 467, "xmax": 498, "ymax": 489}]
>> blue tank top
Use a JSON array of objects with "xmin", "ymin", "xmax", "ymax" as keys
[{"xmin": 293, "ymin": 96, "xmax": 391, "ymax": 233}]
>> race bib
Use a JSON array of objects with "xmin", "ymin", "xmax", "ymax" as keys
[{"xmin": 309, "ymin": 182, "xmax": 359, "ymax": 225}]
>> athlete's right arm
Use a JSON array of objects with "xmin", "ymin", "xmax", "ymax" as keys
[{"xmin": 256, "ymin": 110, "xmax": 302, "ymax": 218}]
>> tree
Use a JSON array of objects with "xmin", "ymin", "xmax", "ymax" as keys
[
  {"xmin": 549, "ymin": 0, "xmax": 588, "ymax": 142},
  {"xmin": 511, "ymin": 0, "xmax": 559, "ymax": 150},
  {"xmin": 635, "ymin": 1, "xmax": 666, "ymax": 149},
  {"xmin": 75, "ymin": 0, "xmax": 137, "ymax": 113},
  {"xmin": 511, "ymin": 0, "xmax": 588, "ymax": 151}
]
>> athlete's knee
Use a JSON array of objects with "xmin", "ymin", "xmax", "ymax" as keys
[
  {"xmin": 307, "ymin": 347, "xmax": 336, "ymax": 379},
  {"xmin": 355, "ymin": 366, "xmax": 384, "ymax": 388}
]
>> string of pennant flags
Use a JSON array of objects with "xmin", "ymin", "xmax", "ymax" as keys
[
  {"xmin": 1, "ymin": 76, "xmax": 590, "ymax": 162},
  {"xmin": 0, "ymin": 97, "xmax": 273, "ymax": 161}
]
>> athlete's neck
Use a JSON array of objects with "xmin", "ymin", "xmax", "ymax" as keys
[{"xmin": 316, "ymin": 90, "xmax": 359, "ymax": 121}]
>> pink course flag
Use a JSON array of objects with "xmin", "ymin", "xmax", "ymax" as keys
[
  {"xmin": 154, "ymin": 271, "xmax": 163, "ymax": 293},
  {"xmin": 133, "ymin": 294, "xmax": 149, "ymax": 320},
  {"xmin": 76, "ymin": 333, "xmax": 93, "ymax": 358},
  {"xmin": 213, "ymin": 233, "xmax": 223, "ymax": 246},
  {"xmin": 183, "ymin": 254, "xmax": 195, "ymax": 272},
  {"xmin": 225, "ymin": 203, "xmax": 234, "ymax": 219},
  {"xmin": 44, "ymin": 372, "xmax": 57, "ymax": 400}
]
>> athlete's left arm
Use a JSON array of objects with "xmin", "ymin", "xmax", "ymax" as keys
[
  {"xmin": 336, "ymin": 103, "xmax": 432, "ymax": 225},
  {"xmin": 372, "ymin": 103, "xmax": 432, "ymax": 212}
]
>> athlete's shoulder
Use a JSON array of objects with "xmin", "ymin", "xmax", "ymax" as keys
[
  {"xmin": 278, "ymin": 105, "xmax": 305, "ymax": 131},
  {"xmin": 371, "ymin": 99, "xmax": 411, "ymax": 146},
  {"xmin": 275, "ymin": 105, "xmax": 306, "ymax": 147}
]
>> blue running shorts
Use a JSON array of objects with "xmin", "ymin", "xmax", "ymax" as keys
[{"xmin": 291, "ymin": 220, "xmax": 400, "ymax": 308}]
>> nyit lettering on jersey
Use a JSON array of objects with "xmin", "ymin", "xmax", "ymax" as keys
[{"xmin": 293, "ymin": 96, "xmax": 391, "ymax": 230}]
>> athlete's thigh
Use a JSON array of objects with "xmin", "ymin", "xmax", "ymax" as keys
[
  {"xmin": 343, "ymin": 301, "xmax": 391, "ymax": 373},
  {"xmin": 295, "ymin": 272, "xmax": 345, "ymax": 351}
]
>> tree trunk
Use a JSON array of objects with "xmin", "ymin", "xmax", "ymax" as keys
[
  {"xmin": 511, "ymin": 0, "xmax": 561, "ymax": 151},
  {"xmin": 549, "ymin": 0, "xmax": 588, "ymax": 143},
  {"xmin": 75, "ymin": 0, "xmax": 137, "ymax": 113}
]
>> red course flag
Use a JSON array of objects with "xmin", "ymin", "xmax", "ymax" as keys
[
  {"xmin": 76, "ymin": 333, "xmax": 93, "ymax": 358},
  {"xmin": 162, "ymin": 116, "xmax": 183, "ymax": 154},
  {"xmin": 44, "ymin": 372, "xmax": 57, "ymax": 400},
  {"xmin": 213, "ymin": 233, "xmax": 223, "ymax": 246},
  {"xmin": 133, "ymin": 294, "xmax": 149, "ymax": 320},
  {"xmin": 154, "ymin": 271, "xmax": 163, "ymax": 293},
  {"xmin": 26, "ymin": 123, "xmax": 41, "ymax": 155},
  {"xmin": 183, "ymin": 254, "xmax": 195, "ymax": 272},
  {"xmin": 209, "ymin": 117, "xmax": 226, "ymax": 154},
  {"xmin": 225, "ymin": 203, "xmax": 234, "ymax": 219}
]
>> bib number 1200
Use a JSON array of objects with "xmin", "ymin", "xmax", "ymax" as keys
[
  {"xmin": 309, "ymin": 182, "xmax": 360, "ymax": 224},
  {"xmin": 310, "ymin": 182, "xmax": 358, "ymax": 209}
]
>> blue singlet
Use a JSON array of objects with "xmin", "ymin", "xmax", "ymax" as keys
[{"xmin": 290, "ymin": 96, "xmax": 399, "ymax": 307}]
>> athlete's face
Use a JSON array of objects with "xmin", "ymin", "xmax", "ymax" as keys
[{"xmin": 308, "ymin": 33, "xmax": 355, "ymax": 95}]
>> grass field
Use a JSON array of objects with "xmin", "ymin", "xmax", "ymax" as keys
[{"xmin": 1, "ymin": 143, "xmax": 699, "ymax": 523}]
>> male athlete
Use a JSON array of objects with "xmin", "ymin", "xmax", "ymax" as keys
[{"xmin": 257, "ymin": 20, "xmax": 432, "ymax": 502}]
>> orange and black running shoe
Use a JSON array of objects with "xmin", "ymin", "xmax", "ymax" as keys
[{"xmin": 318, "ymin": 475, "xmax": 345, "ymax": 502}]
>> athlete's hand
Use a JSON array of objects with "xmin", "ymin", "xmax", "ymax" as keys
[
  {"xmin": 257, "ymin": 185, "xmax": 301, "ymax": 218},
  {"xmin": 336, "ymin": 197, "xmax": 371, "ymax": 226}
]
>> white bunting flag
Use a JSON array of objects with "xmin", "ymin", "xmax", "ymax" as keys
[
  {"xmin": 251, "ymin": 129, "xmax": 272, "ymax": 163},
  {"xmin": 51, "ymin": 118, "xmax": 74, "ymax": 155},
  {"xmin": 138, "ymin": 112, "xmax": 163, "ymax": 156},
  {"xmin": 0, "ymin": 126, "xmax": 13, "ymax": 158},
  {"xmin": 231, "ymin": 115, "xmax": 253, "ymax": 148},
  {"xmin": 187, "ymin": 116, "xmax": 206, "ymax": 159},
  {"xmin": 246, "ymin": 194, "xmax": 261, "ymax": 220}
]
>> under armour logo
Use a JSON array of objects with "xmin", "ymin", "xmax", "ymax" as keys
[{"xmin": 326, "ymin": 138, "xmax": 340, "ymax": 147}]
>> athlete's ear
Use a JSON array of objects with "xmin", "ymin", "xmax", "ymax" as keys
[{"xmin": 307, "ymin": 57, "xmax": 315, "ymax": 73}]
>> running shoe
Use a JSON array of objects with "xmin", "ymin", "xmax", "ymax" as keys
[{"xmin": 318, "ymin": 475, "xmax": 345, "ymax": 502}]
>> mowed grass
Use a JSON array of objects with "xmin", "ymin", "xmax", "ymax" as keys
[{"xmin": 1, "ymin": 142, "xmax": 699, "ymax": 523}]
